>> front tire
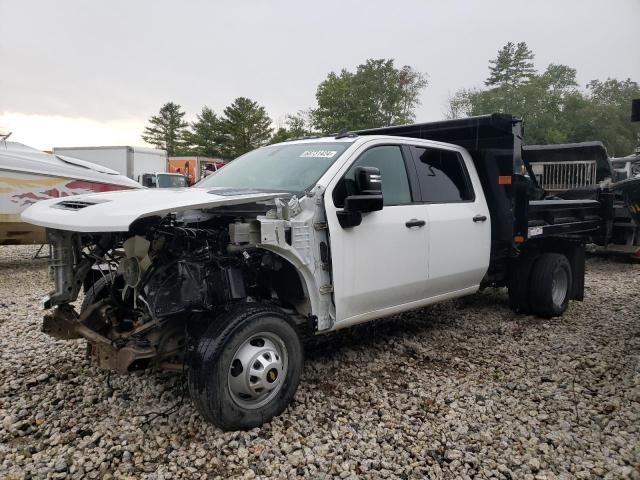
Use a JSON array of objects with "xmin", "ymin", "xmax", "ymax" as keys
[
  {"xmin": 529, "ymin": 253, "xmax": 572, "ymax": 318},
  {"xmin": 80, "ymin": 274, "xmax": 124, "ymax": 313},
  {"xmin": 188, "ymin": 305, "xmax": 303, "ymax": 430}
]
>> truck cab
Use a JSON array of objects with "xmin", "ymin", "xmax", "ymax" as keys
[{"xmin": 321, "ymin": 136, "xmax": 491, "ymax": 326}]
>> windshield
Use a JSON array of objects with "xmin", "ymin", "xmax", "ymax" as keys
[
  {"xmin": 195, "ymin": 142, "xmax": 351, "ymax": 194},
  {"xmin": 158, "ymin": 174, "xmax": 188, "ymax": 188}
]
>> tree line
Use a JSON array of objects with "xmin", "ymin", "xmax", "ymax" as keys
[
  {"xmin": 142, "ymin": 98, "xmax": 272, "ymax": 159},
  {"xmin": 141, "ymin": 58, "xmax": 428, "ymax": 158},
  {"xmin": 142, "ymin": 45, "xmax": 639, "ymax": 159},
  {"xmin": 448, "ymin": 42, "xmax": 639, "ymax": 156}
]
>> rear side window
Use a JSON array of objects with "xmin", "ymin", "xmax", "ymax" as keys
[
  {"xmin": 141, "ymin": 174, "xmax": 157, "ymax": 187},
  {"xmin": 411, "ymin": 147, "xmax": 474, "ymax": 202},
  {"xmin": 333, "ymin": 145, "xmax": 412, "ymax": 207}
]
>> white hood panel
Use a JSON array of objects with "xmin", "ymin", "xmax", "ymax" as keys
[{"xmin": 21, "ymin": 188, "xmax": 283, "ymax": 232}]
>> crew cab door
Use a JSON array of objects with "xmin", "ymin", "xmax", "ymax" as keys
[
  {"xmin": 325, "ymin": 143, "xmax": 429, "ymax": 325},
  {"xmin": 408, "ymin": 145, "xmax": 491, "ymax": 296}
]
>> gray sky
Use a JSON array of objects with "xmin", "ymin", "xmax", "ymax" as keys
[{"xmin": 1, "ymin": 0, "xmax": 639, "ymax": 149}]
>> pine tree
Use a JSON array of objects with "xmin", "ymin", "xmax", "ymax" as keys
[
  {"xmin": 511, "ymin": 42, "xmax": 536, "ymax": 85},
  {"xmin": 449, "ymin": 41, "xmax": 640, "ymax": 152},
  {"xmin": 183, "ymin": 106, "xmax": 225, "ymax": 157},
  {"xmin": 219, "ymin": 97, "xmax": 273, "ymax": 159},
  {"xmin": 141, "ymin": 102, "xmax": 188, "ymax": 155},
  {"xmin": 486, "ymin": 42, "xmax": 535, "ymax": 88}
]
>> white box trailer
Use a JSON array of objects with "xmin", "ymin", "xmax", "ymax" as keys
[{"xmin": 52, "ymin": 146, "xmax": 168, "ymax": 183}]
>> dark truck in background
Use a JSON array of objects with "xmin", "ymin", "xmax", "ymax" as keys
[{"xmin": 522, "ymin": 141, "xmax": 640, "ymax": 258}]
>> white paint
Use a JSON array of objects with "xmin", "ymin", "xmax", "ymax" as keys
[
  {"xmin": 334, "ymin": 286, "xmax": 479, "ymax": 330},
  {"xmin": 322, "ymin": 137, "xmax": 491, "ymax": 327},
  {"xmin": 422, "ymin": 148, "xmax": 491, "ymax": 297},
  {"xmin": 21, "ymin": 188, "xmax": 285, "ymax": 232},
  {"xmin": 21, "ymin": 134, "xmax": 494, "ymax": 332},
  {"xmin": 1, "ymin": 142, "xmax": 140, "ymax": 243},
  {"xmin": 53, "ymin": 146, "xmax": 167, "ymax": 181},
  {"xmin": 1, "ymin": 142, "xmax": 141, "ymax": 188}
]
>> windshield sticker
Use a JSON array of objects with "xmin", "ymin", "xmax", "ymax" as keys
[{"xmin": 300, "ymin": 150, "xmax": 338, "ymax": 158}]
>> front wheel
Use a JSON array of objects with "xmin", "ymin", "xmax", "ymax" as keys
[{"xmin": 188, "ymin": 305, "xmax": 303, "ymax": 430}]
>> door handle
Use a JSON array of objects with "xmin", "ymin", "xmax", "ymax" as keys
[
  {"xmin": 473, "ymin": 214, "xmax": 487, "ymax": 223},
  {"xmin": 405, "ymin": 219, "xmax": 426, "ymax": 228}
]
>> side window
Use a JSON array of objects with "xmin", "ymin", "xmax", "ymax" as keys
[
  {"xmin": 333, "ymin": 145, "xmax": 411, "ymax": 207},
  {"xmin": 141, "ymin": 174, "xmax": 157, "ymax": 188},
  {"xmin": 412, "ymin": 147, "xmax": 474, "ymax": 202}
]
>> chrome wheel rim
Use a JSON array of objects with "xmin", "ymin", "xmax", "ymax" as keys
[
  {"xmin": 551, "ymin": 267, "xmax": 569, "ymax": 306},
  {"xmin": 227, "ymin": 332, "xmax": 287, "ymax": 410}
]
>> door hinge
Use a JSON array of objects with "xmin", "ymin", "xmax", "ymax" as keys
[
  {"xmin": 319, "ymin": 284, "xmax": 334, "ymax": 294},
  {"xmin": 313, "ymin": 222, "xmax": 328, "ymax": 231}
]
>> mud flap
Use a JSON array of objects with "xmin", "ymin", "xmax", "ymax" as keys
[
  {"xmin": 508, "ymin": 254, "xmax": 538, "ymax": 314},
  {"xmin": 566, "ymin": 244, "xmax": 585, "ymax": 301}
]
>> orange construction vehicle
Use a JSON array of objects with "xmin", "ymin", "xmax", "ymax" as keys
[{"xmin": 168, "ymin": 157, "xmax": 225, "ymax": 186}]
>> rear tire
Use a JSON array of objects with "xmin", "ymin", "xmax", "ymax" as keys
[
  {"xmin": 529, "ymin": 253, "xmax": 572, "ymax": 318},
  {"xmin": 188, "ymin": 304, "xmax": 303, "ymax": 431}
]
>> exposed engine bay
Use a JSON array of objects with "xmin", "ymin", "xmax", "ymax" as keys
[{"xmin": 42, "ymin": 200, "xmax": 326, "ymax": 373}]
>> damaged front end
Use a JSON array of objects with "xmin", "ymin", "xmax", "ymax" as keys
[
  {"xmin": 42, "ymin": 206, "xmax": 310, "ymax": 373},
  {"xmin": 43, "ymin": 301, "xmax": 158, "ymax": 372}
]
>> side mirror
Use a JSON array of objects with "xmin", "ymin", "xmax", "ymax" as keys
[
  {"xmin": 355, "ymin": 166, "xmax": 382, "ymax": 195},
  {"xmin": 337, "ymin": 166, "xmax": 383, "ymax": 228}
]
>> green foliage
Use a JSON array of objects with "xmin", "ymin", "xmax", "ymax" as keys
[
  {"xmin": 569, "ymin": 79, "xmax": 640, "ymax": 156},
  {"xmin": 486, "ymin": 41, "xmax": 535, "ymax": 87},
  {"xmin": 219, "ymin": 97, "xmax": 273, "ymax": 159},
  {"xmin": 449, "ymin": 42, "xmax": 640, "ymax": 155},
  {"xmin": 312, "ymin": 59, "xmax": 428, "ymax": 133},
  {"xmin": 269, "ymin": 128, "xmax": 290, "ymax": 145},
  {"xmin": 183, "ymin": 106, "xmax": 225, "ymax": 157},
  {"xmin": 141, "ymin": 102, "xmax": 188, "ymax": 156},
  {"xmin": 270, "ymin": 112, "xmax": 315, "ymax": 144}
]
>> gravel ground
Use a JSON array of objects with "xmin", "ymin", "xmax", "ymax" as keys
[{"xmin": 0, "ymin": 245, "xmax": 639, "ymax": 480}]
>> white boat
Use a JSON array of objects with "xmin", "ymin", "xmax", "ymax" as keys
[{"xmin": 1, "ymin": 141, "xmax": 141, "ymax": 245}]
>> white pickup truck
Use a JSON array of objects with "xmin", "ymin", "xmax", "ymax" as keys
[{"xmin": 21, "ymin": 115, "xmax": 604, "ymax": 430}]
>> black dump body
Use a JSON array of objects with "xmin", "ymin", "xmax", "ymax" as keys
[{"xmin": 357, "ymin": 114, "xmax": 606, "ymax": 284}]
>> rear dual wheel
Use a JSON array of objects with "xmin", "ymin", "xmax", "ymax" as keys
[
  {"xmin": 508, "ymin": 253, "xmax": 572, "ymax": 318},
  {"xmin": 529, "ymin": 253, "xmax": 572, "ymax": 317}
]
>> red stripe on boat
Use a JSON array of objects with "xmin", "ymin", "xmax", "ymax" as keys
[{"xmin": 65, "ymin": 180, "xmax": 130, "ymax": 192}]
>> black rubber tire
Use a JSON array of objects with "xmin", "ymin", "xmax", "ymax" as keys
[
  {"xmin": 529, "ymin": 253, "xmax": 572, "ymax": 318},
  {"xmin": 507, "ymin": 254, "xmax": 539, "ymax": 314},
  {"xmin": 188, "ymin": 304, "xmax": 303, "ymax": 431},
  {"xmin": 81, "ymin": 274, "xmax": 120, "ymax": 313}
]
